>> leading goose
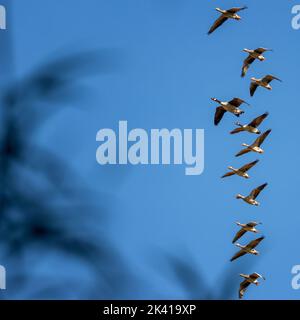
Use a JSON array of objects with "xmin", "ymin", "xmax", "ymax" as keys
[
  {"xmin": 236, "ymin": 183, "xmax": 268, "ymax": 206},
  {"xmin": 236, "ymin": 129, "xmax": 272, "ymax": 157},
  {"xmin": 230, "ymin": 112, "xmax": 269, "ymax": 135},
  {"xmin": 232, "ymin": 222, "xmax": 261, "ymax": 243},
  {"xmin": 208, "ymin": 7, "xmax": 248, "ymax": 35},
  {"xmin": 250, "ymin": 75, "xmax": 282, "ymax": 97},
  {"xmin": 241, "ymin": 48, "xmax": 272, "ymax": 77},
  {"xmin": 211, "ymin": 97, "xmax": 249, "ymax": 126},
  {"xmin": 239, "ymin": 273, "xmax": 265, "ymax": 299},
  {"xmin": 230, "ymin": 236, "xmax": 265, "ymax": 262},
  {"xmin": 222, "ymin": 160, "xmax": 259, "ymax": 179}
]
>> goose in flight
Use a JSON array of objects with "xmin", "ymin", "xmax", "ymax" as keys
[
  {"xmin": 236, "ymin": 183, "xmax": 268, "ymax": 206},
  {"xmin": 230, "ymin": 236, "xmax": 265, "ymax": 262},
  {"xmin": 236, "ymin": 129, "xmax": 271, "ymax": 157},
  {"xmin": 232, "ymin": 222, "xmax": 261, "ymax": 243},
  {"xmin": 222, "ymin": 160, "xmax": 259, "ymax": 179},
  {"xmin": 211, "ymin": 97, "xmax": 249, "ymax": 126},
  {"xmin": 241, "ymin": 48, "xmax": 272, "ymax": 77},
  {"xmin": 230, "ymin": 112, "xmax": 269, "ymax": 135},
  {"xmin": 239, "ymin": 273, "xmax": 265, "ymax": 299},
  {"xmin": 250, "ymin": 75, "xmax": 282, "ymax": 96},
  {"xmin": 208, "ymin": 7, "xmax": 248, "ymax": 35}
]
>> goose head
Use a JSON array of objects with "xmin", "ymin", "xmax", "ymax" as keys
[
  {"xmin": 211, "ymin": 97, "xmax": 221, "ymax": 104},
  {"xmin": 251, "ymin": 77, "xmax": 259, "ymax": 83},
  {"xmin": 242, "ymin": 143, "xmax": 249, "ymax": 147},
  {"xmin": 235, "ymin": 122, "xmax": 243, "ymax": 127},
  {"xmin": 236, "ymin": 194, "xmax": 244, "ymax": 200},
  {"xmin": 228, "ymin": 166, "xmax": 235, "ymax": 171}
]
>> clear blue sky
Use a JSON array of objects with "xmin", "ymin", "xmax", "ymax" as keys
[{"xmin": 4, "ymin": 0, "xmax": 300, "ymax": 299}]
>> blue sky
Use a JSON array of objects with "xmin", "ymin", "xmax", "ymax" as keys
[{"xmin": 2, "ymin": 0, "xmax": 300, "ymax": 299}]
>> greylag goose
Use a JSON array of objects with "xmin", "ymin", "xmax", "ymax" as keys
[
  {"xmin": 236, "ymin": 183, "xmax": 268, "ymax": 206},
  {"xmin": 211, "ymin": 97, "xmax": 249, "ymax": 126},
  {"xmin": 230, "ymin": 112, "xmax": 269, "ymax": 135},
  {"xmin": 208, "ymin": 7, "xmax": 248, "ymax": 35},
  {"xmin": 239, "ymin": 273, "xmax": 265, "ymax": 299},
  {"xmin": 222, "ymin": 160, "xmax": 259, "ymax": 179},
  {"xmin": 250, "ymin": 75, "xmax": 282, "ymax": 96},
  {"xmin": 232, "ymin": 222, "xmax": 261, "ymax": 243},
  {"xmin": 235, "ymin": 129, "xmax": 271, "ymax": 157},
  {"xmin": 241, "ymin": 48, "xmax": 272, "ymax": 77},
  {"xmin": 230, "ymin": 236, "xmax": 265, "ymax": 262}
]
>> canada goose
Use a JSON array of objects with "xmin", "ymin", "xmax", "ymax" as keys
[
  {"xmin": 222, "ymin": 160, "xmax": 259, "ymax": 179},
  {"xmin": 230, "ymin": 236, "xmax": 265, "ymax": 262},
  {"xmin": 230, "ymin": 112, "xmax": 269, "ymax": 135},
  {"xmin": 232, "ymin": 222, "xmax": 261, "ymax": 243},
  {"xmin": 208, "ymin": 7, "xmax": 248, "ymax": 35},
  {"xmin": 250, "ymin": 75, "xmax": 282, "ymax": 97},
  {"xmin": 211, "ymin": 97, "xmax": 249, "ymax": 126},
  {"xmin": 236, "ymin": 183, "xmax": 268, "ymax": 206},
  {"xmin": 239, "ymin": 273, "xmax": 265, "ymax": 299},
  {"xmin": 241, "ymin": 48, "xmax": 272, "ymax": 77},
  {"xmin": 236, "ymin": 129, "xmax": 271, "ymax": 157}
]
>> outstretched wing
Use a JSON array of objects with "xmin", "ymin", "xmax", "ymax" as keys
[
  {"xmin": 229, "ymin": 98, "xmax": 249, "ymax": 107},
  {"xmin": 248, "ymin": 112, "xmax": 269, "ymax": 128},
  {"xmin": 245, "ymin": 236, "xmax": 265, "ymax": 250},
  {"xmin": 247, "ymin": 221, "xmax": 260, "ymax": 228},
  {"xmin": 208, "ymin": 15, "xmax": 228, "ymax": 35},
  {"xmin": 253, "ymin": 129, "xmax": 272, "ymax": 147},
  {"xmin": 221, "ymin": 171, "xmax": 236, "ymax": 178},
  {"xmin": 262, "ymin": 74, "xmax": 282, "ymax": 84},
  {"xmin": 235, "ymin": 147, "xmax": 251, "ymax": 157},
  {"xmin": 250, "ymin": 272, "xmax": 265, "ymax": 280},
  {"xmin": 241, "ymin": 56, "xmax": 255, "ymax": 77},
  {"xmin": 239, "ymin": 280, "xmax": 251, "ymax": 299},
  {"xmin": 230, "ymin": 249, "xmax": 247, "ymax": 262},
  {"xmin": 230, "ymin": 127, "xmax": 244, "ymax": 134},
  {"xmin": 250, "ymin": 183, "xmax": 268, "ymax": 199},
  {"xmin": 239, "ymin": 159, "xmax": 259, "ymax": 173},
  {"xmin": 255, "ymin": 47, "xmax": 272, "ymax": 54},
  {"xmin": 214, "ymin": 106, "xmax": 226, "ymax": 125},
  {"xmin": 250, "ymin": 82, "xmax": 258, "ymax": 96},
  {"xmin": 227, "ymin": 6, "xmax": 248, "ymax": 13},
  {"xmin": 232, "ymin": 229, "xmax": 247, "ymax": 244}
]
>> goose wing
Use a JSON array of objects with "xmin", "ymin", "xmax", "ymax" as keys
[
  {"xmin": 247, "ymin": 221, "xmax": 260, "ymax": 227},
  {"xmin": 230, "ymin": 126, "xmax": 245, "ymax": 134},
  {"xmin": 235, "ymin": 147, "xmax": 251, "ymax": 157},
  {"xmin": 239, "ymin": 280, "xmax": 251, "ymax": 299},
  {"xmin": 254, "ymin": 48, "xmax": 271, "ymax": 54},
  {"xmin": 232, "ymin": 228, "xmax": 247, "ymax": 244},
  {"xmin": 230, "ymin": 249, "xmax": 247, "ymax": 262},
  {"xmin": 229, "ymin": 98, "xmax": 249, "ymax": 107},
  {"xmin": 250, "ymin": 272, "xmax": 265, "ymax": 280},
  {"xmin": 239, "ymin": 159, "xmax": 259, "ymax": 173},
  {"xmin": 249, "ymin": 183, "xmax": 268, "ymax": 199},
  {"xmin": 221, "ymin": 171, "xmax": 236, "ymax": 178},
  {"xmin": 248, "ymin": 112, "xmax": 269, "ymax": 128},
  {"xmin": 253, "ymin": 129, "xmax": 271, "ymax": 147},
  {"xmin": 227, "ymin": 6, "xmax": 248, "ymax": 13},
  {"xmin": 241, "ymin": 56, "xmax": 255, "ymax": 77},
  {"xmin": 245, "ymin": 236, "xmax": 265, "ymax": 250},
  {"xmin": 214, "ymin": 106, "xmax": 226, "ymax": 125},
  {"xmin": 262, "ymin": 74, "xmax": 282, "ymax": 84},
  {"xmin": 250, "ymin": 82, "xmax": 259, "ymax": 97},
  {"xmin": 208, "ymin": 15, "xmax": 228, "ymax": 35}
]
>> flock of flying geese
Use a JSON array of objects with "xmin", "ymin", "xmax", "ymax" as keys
[{"xmin": 208, "ymin": 6, "xmax": 281, "ymax": 299}]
